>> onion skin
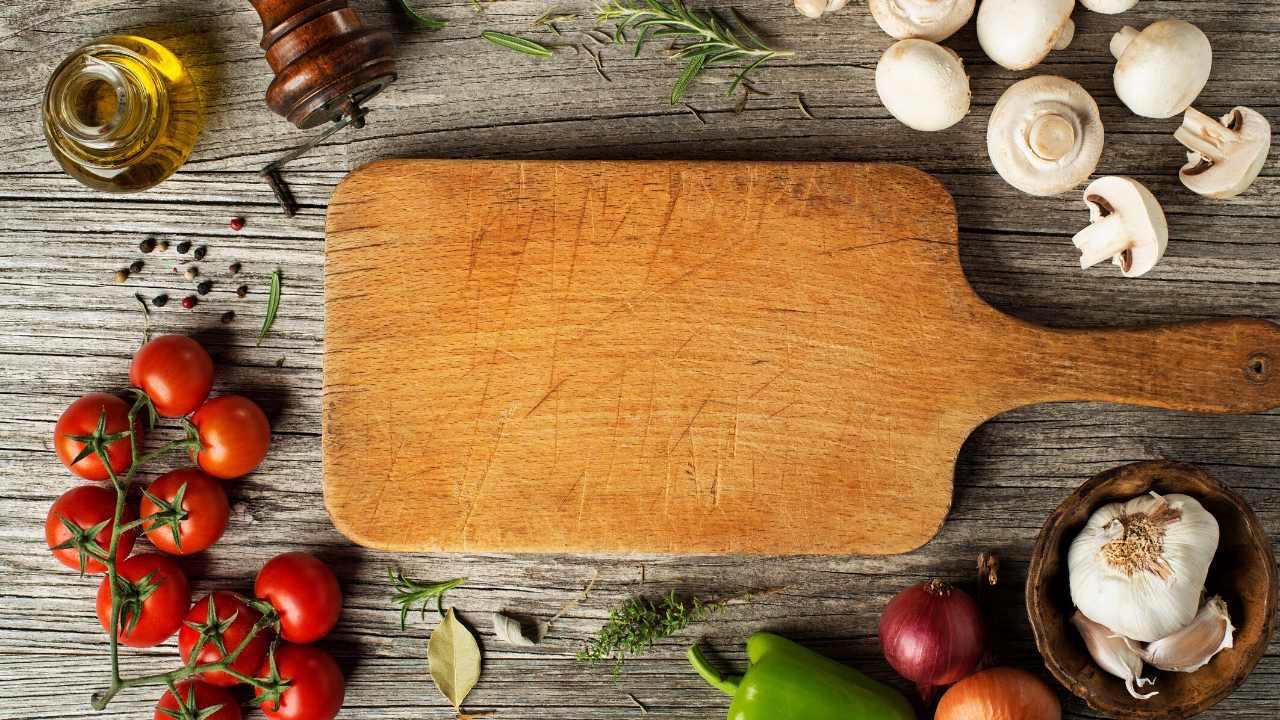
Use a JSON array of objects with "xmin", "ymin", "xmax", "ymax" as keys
[
  {"xmin": 936, "ymin": 667, "xmax": 1062, "ymax": 720},
  {"xmin": 878, "ymin": 579, "xmax": 985, "ymax": 699}
]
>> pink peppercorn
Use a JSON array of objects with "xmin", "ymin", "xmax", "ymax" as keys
[
  {"xmin": 229, "ymin": 216, "xmax": 245, "ymax": 231},
  {"xmin": 181, "ymin": 295, "xmax": 197, "ymax": 309}
]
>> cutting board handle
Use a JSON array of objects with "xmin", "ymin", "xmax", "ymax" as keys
[{"xmin": 1010, "ymin": 318, "xmax": 1280, "ymax": 414}]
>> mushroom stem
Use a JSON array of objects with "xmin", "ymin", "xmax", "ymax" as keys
[
  {"xmin": 1054, "ymin": 18, "xmax": 1075, "ymax": 51},
  {"xmin": 1028, "ymin": 113, "xmax": 1076, "ymax": 161},
  {"xmin": 1174, "ymin": 107, "xmax": 1230, "ymax": 165},
  {"xmin": 1073, "ymin": 214, "xmax": 1131, "ymax": 269},
  {"xmin": 1110, "ymin": 26, "xmax": 1139, "ymax": 59}
]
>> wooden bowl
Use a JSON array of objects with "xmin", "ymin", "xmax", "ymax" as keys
[{"xmin": 1027, "ymin": 460, "xmax": 1277, "ymax": 718}]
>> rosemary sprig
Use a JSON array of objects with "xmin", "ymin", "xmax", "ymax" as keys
[
  {"xmin": 389, "ymin": 567, "xmax": 467, "ymax": 629},
  {"xmin": 397, "ymin": 0, "xmax": 447, "ymax": 29},
  {"xmin": 482, "ymin": 31, "xmax": 555, "ymax": 57},
  {"xmin": 595, "ymin": 0, "xmax": 791, "ymax": 104},
  {"xmin": 257, "ymin": 269, "xmax": 281, "ymax": 346},
  {"xmin": 577, "ymin": 591, "xmax": 725, "ymax": 672}
]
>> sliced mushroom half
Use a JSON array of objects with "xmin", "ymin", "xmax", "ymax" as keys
[
  {"xmin": 1176, "ymin": 106, "xmax": 1272, "ymax": 199},
  {"xmin": 1112, "ymin": 20, "xmax": 1212, "ymax": 119},
  {"xmin": 987, "ymin": 76, "xmax": 1104, "ymax": 196},
  {"xmin": 1073, "ymin": 176, "xmax": 1168, "ymax": 278},
  {"xmin": 977, "ymin": 0, "xmax": 1074, "ymax": 70},
  {"xmin": 869, "ymin": 0, "xmax": 975, "ymax": 42}
]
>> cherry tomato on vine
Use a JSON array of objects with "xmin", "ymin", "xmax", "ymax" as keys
[
  {"xmin": 54, "ymin": 393, "xmax": 138, "ymax": 480},
  {"xmin": 140, "ymin": 468, "xmax": 230, "ymax": 555},
  {"xmin": 45, "ymin": 485, "xmax": 137, "ymax": 574},
  {"xmin": 254, "ymin": 552, "xmax": 342, "ymax": 643},
  {"xmin": 190, "ymin": 395, "xmax": 271, "ymax": 480},
  {"xmin": 254, "ymin": 643, "xmax": 345, "ymax": 720},
  {"xmin": 178, "ymin": 591, "xmax": 271, "ymax": 687},
  {"xmin": 154, "ymin": 680, "xmax": 241, "ymax": 720},
  {"xmin": 130, "ymin": 335, "xmax": 214, "ymax": 418},
  {"xmin": 96, "ymin": 553, "xmax": 190, "ymax": 647}
]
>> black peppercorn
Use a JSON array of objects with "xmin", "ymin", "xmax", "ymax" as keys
[
  {"xmin": 197, "ymin": 279, "xmax": 213, "ymax": 295},
  {"xmin": 236, "ymin": 285, "xmax": 249, "ymax": 298},
  {"xmin": 220, "ymin": 310, "xmax": 236, "ymax": 324},
  {"xmin": 139, "ymin": 237, "xmax": 156, "ymax": 253},
  {"xmin": 193, "ymin": 245, "xmax": 207, "ymax": 261},
  {"xmin": 177, "ymin": 241, "xmax": 192, "ymax": 254},
  {"xmin": 129, "ymin": 260, "xmax": 144, "ymax": 274},
  {"xmin": 229, "ymin": 262, "xmax": 242, "ymax": 275},
  {"xmin": 152, "ymin": 294, "xmax": 169, "ymax": 307}
]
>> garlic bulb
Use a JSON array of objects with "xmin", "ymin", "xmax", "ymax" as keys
[
  {"xmin": 1127, "ymin": 596, "xmax": 1235, "ymax": 673},
  {"xmin": 793, "ymin": 0, "xmax": 848, "ymax": 19},
  {"xmin": 1068, "ymin": 492, "xmax": 1219, "ymax": 642},
  {"xmin": 1071, "ymin": 611, "xmax": 1157, "ymax": 700}
]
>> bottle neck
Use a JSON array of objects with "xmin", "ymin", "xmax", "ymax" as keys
[{"xmin": 44, "ymin": 45, "xmax": 162, "ymax": 161}]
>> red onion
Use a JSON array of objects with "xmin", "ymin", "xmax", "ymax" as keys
[{"xmin": 878, "ymin": 579, "xmax": 986, "ymax": 701}]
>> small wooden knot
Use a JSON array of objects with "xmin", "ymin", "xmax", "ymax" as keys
[{"xmin": 1243, "ymin": 352, "xmax": 1270, "ymax": 384}]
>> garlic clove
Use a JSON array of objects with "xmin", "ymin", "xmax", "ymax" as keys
[
  {"xmin": 1072, "ymin": 611, "xmax": 1158, "ymax": 700},
  {"xmin": 1128, "ymin": 596, "xmax": 1235, "ymax": 673}
]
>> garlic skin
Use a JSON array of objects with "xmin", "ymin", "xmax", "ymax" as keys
[
  {"xmin": 1071, "ymin": 611, "xmax": 1158, "ymax": 700},
  {"xmin": 1068, "ymin": 492, "xmax": 1219, "ymax": 642},
  {"xmin": 1129, "ymin": 596, "xmax": 1235, "ymax": 673}
]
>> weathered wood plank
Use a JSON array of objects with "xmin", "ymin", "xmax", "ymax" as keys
[{"xmin": 2, "ymin": 0, "xmax": 1278, "ymax": 717}]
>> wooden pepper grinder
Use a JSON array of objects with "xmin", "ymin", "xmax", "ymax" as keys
[{"xmin": 248, "ymin": 0, "xmax": 396, "ymax": 216}]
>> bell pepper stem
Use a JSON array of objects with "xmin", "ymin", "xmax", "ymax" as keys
[{"xmin": 687, "ymin": 644, "xmax": 741, "ymax": 696}]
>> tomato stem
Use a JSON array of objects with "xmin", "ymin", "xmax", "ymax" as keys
[{"xmin": 90, "ymin": 393, "xmax": 274, "ymax": 711}]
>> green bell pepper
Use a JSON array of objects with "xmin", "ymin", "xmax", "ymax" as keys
[{"xmin": 688, "ymin": 632, "xmax": 917, "ymax": 720}]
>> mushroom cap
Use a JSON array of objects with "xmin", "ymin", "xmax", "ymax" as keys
[
  {"xmin": 1179, "ymin": 106, "xmax": 1272, "ymax": 199},
  {"xmin": 869, "ymin": 0, "xmax": 976, "ymax": 42},
  {"xmin": 1113, "ymin": 20, "xmax": 1212, "ymax": 119},
  {"xmin": 987, "ymin": 76, "xmax": 1104, "ymax": 196},
  {"xmin": 977, "ymin": 0, "xmax": 1074, "ymax": 70},
  {"xmin": 1080, "ymin": 176, "xmax": 1168, "ymax": 277},
  {"xmin": 1079, "ymin": 0, "xmax": 1138, "ymax": 14},
  {"xmin": 875, "ymin": 39, "xmax": 971, "ymax": 132}
]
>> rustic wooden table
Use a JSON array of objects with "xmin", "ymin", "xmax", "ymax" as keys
[{"xmin": 2, "ymin": 1, "xmax": 1277, "ymax": 718}]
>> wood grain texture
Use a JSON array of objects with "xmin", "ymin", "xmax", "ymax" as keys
[
  {"xmin": 1, "ymin": 0, "xmax": 1278, "ymax": 717},
  {"xmin": 325, "ymin": 159, "xmax": 1280, "ymax": 555}
]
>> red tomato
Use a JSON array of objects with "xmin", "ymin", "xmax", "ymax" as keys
[
  {"xmin": 140, "ymin": 468, "xmax": 229, "ymax": 555},
  {"xmin": 54, "ymin": 393, "xmax": 138, "ymax": 480},
  {"xmin": 179, "ymin": 592, "xmax": 271, "ymax": 687},
  {"xmin": 96, "ymin": 553, "xmax": 190, "ymax": 647},
  {"xmin": 130, "ymin": 335, "xmax": 214, "ymax": 417},
  {"xmin": 155, "ymin": 680, "xmax": 241, "ymax": 720},
  {"xmin": 190, "ymin": 396, "xmax": 271, "ymax": 479},
  {"xmin": 254, "ymin": 552, "xmax": 342, "ymax": 643},
  {"xmin": 254, "ymin": 643, "xmax": 344, "ymax": 720},
  {"xmin": 45, "ymin": 485, "xmax": 137, "ymax": 574}
]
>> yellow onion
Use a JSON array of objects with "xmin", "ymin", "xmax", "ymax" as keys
[{"xmin": 935, "ymin": 667, "xmax": 1061, "ymax": 720}]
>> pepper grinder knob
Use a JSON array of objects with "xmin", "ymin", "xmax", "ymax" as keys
[{"xmin": 248, "ymin": 0, "xmax": 396, "ymax": 129}]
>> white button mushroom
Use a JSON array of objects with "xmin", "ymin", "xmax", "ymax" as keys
[
  {"xmin": 1080, "ymin": 0, "xmax": 1138, "ymax": 14},
  {"xmin": 794, "ymin": 0, "xmax": 848, "ymax": 19},
  {"xmin": 869, "ymin": 0, "xmax": 975, "ymax": 42},
  {"xmin": 1175, "ymin": 106, "xmax": 1272, "ymax": 199},
  {"xmin": 977, "ymin": 0, "xmax": 1074, "ymax": 70},
  {"xmin": 1111, "ymin": 20, "xmax": 1212, "ymax": 119},
  {"xmin": 875, "ymin": 39, "xmax": 971, "ymax": 132},
  {"xmin": 1073, "ymin": 176, "xmax": 1168, "ymax": 278},
  {"xmin": 987, "ymin": 76, "xmax": 1104, "ymax": 196}
]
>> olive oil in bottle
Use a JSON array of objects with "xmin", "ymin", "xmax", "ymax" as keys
[{"xmin": 42, "ymin": 35, "xmax": 202, "ymax": 192}]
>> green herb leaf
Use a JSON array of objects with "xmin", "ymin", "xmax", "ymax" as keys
[
  {"xmin": 482, "ymin": 31, "xmax": 554, "ymax": 57},
  {"xmin": 595, "ymin": 0, "xmax": 789, "ymax": 105},
  {"xmin": 134, "ymin": 293, "xmax": 152, "ymax": 346},
  {"xmin": 577, "ymin": 590, "xmax": 725, "ymax": 673},
  {"xmin": 397, "ymin": 0, "xmax": 448, "ymax": 29},
  {"xmin": 257, "ymin": 269, "xmax": 281, "ymax": 346},
  {"xmin": 428, "ymin": 608, "xmax": 482, "ymax": 711},
  {"xmin": 389, "ymin": 567, "xmax": 468, "ymax": 628}
]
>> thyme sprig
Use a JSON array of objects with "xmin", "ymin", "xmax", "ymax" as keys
[
  {"xmin": 577, "ymin": 591, "xmax": 726, "ymax": 672},
  {"xmin": 594, "ymin": 0, "xmax": 790, "ymax": 104}
]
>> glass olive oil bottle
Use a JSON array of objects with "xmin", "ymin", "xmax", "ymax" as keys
[{"xmin": 43, "ymin": 35, "xmax": 202, "ymax": 192}]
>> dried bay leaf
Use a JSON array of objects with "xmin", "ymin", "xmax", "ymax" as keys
[
  {"xmin": 493, "ymin": 612, "xmax": 538, "ymax": 646},
  {"xmin": 428, "ymin": 608, "xmax": 481, "ymax": 711}
]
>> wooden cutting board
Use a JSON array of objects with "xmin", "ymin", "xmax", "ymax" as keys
[{"xmin": 323, "ymin": 160, "xmax": 1280, "ymax": 555}]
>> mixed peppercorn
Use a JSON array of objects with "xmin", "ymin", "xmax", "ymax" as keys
[{"xmin": 117, "ymin": 217, "xmax": 255, "ymax": 319}]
